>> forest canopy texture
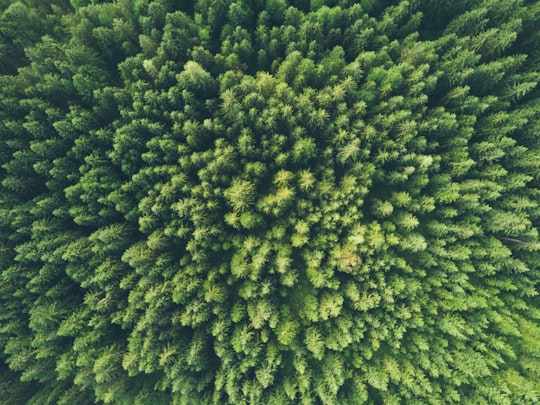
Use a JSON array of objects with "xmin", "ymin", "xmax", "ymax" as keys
[{"xmin": 1, "ymin": 0, "xmax": 539, "ymax": 404}]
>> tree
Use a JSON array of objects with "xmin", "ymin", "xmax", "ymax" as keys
[{"xmin": 1, "ymin": 0, "xmax": 539, "ymax": 403}]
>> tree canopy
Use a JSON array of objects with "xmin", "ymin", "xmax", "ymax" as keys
[{"xmin": 1, "ymin": 0, "xmax": 539, "ymax": 404}]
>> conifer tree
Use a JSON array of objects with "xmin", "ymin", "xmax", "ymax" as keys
[{"xmin": 1, "ymin": 0, "xmax": 539, "ymax": 404}]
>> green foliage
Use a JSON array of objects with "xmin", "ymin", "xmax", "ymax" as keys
[{"xmin": 0, "ymin": 0, "xmax": 539, "ymax": 403}]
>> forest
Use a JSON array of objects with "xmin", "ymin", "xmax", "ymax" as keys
[{"xmin": 0, "ymin": 0, "xmax": 539, "ymax": 404}]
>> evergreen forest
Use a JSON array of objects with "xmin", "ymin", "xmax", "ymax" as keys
[{"xmin": 1, "ymin": 0, "xmax": 540, "ymax": 404}]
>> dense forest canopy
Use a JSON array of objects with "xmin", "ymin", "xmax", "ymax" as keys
[{"xmin": 0, "ymin": 0, "xmax": 539, "ymax": 403}]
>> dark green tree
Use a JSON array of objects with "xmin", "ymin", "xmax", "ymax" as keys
[{"xmin": 1, "ymin": 0, "xmax": 539, "ymax": 404}]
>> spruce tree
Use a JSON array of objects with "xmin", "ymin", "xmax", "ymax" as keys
[{"xmin": 1, "ymin": 0, "xmax": 539, "ymax": 404}]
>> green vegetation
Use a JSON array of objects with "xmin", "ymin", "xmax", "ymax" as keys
[{"xmin": 1, "ymin": 0, "xmax": 539, "ymax": 403}]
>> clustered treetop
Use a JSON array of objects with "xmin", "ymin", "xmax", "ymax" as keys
[{"xmin": 0, "ymin": 0, "xmax": 539, "ymax": 404}]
